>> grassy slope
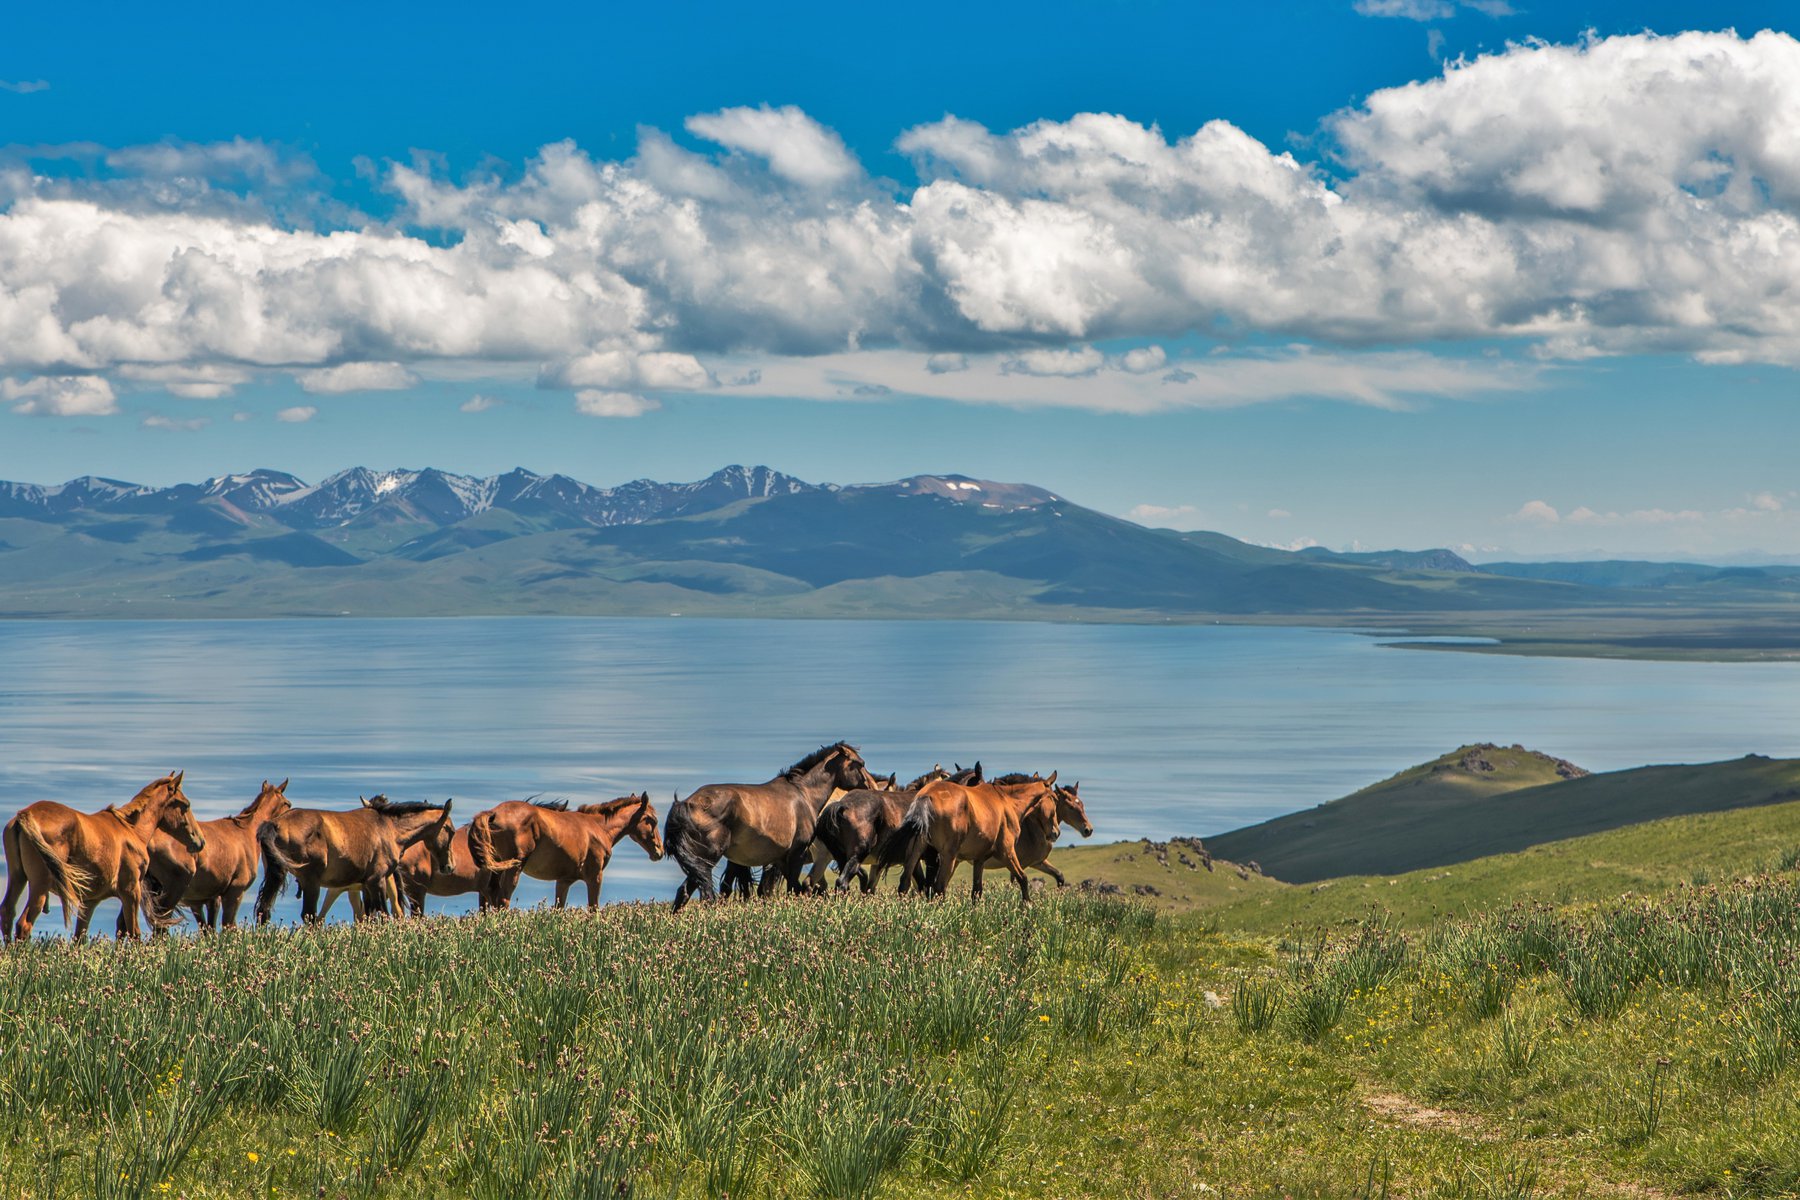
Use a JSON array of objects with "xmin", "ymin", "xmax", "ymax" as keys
[{"xmin": 1204, "ymin": 747, "xmax": 1800, "ymax": 883}]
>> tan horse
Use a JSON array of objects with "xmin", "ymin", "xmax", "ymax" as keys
[
  {"xmin": 883, "ymin": 773, "xmax": 1058, "ymax": 905},
  {"xmin": 145, "ymin": 779, "xmax": 292, "ymax": 930},
  {"xmin": 665, "ymin": 743, "xmax": 875, "ymax": 910},
  {"xmin": 1, "ymin": 772, "xmax": 206, "ymax": 942},
  {"xmin": 972, "ymin": 777, "xmax": 1094, "ymax": 898},
  {"xmin": 469, "ymin": 793, "xmax": 663, "ymax": 908},
  {"xmin": 813, "ymin": 764, "xmax": 982, "ymax": 894},
  {"xmin": 254, "ymin": 796, "xmax": 454, "ymax": 924}
]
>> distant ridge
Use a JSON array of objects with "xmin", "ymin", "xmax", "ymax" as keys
[
  {"xmin": 1206, "ymin": 746, "xmax": 1800, "ymax": 882},
  {"xmin": 4, "ymin": 463, "xmax": 1800, "ymax": 623}
]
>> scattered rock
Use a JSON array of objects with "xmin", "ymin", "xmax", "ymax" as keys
[{"xmin": 1130, "ymin": 883, "xmax": 1162, "ymax": 897}]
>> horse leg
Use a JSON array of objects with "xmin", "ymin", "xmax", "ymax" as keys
[
  {"xmin": 999, "ymin": 840, "xmax": 1032, "ymax": 906},
  {"xmin": 971, "ymin": 862, "xmax": 985, "ymax": 903},
  {"xmin": 0, "ymin": 823, "xmax": 22, "ymax": 942},
  {"xmin": 301, "ymin": 882, "xmax": 322, "ymax": 924},
  {"xmin": 72, "ymin": 902, "xmax": 95, "ymax": 943},
  {"xmin": 1037, "ymin": 856, "xmax": 1068, "ymax": 889},
  {"xmin": 553, "ymin": 879, "xmax": 571, "ymax": 909},
  {"xmin": 584, "ymin": 872, "xmax": 601, "ymax": 910},
  {"xmin": 117, "ymin": 877, "xmax": 144, "ymax": 941},
  {"xmin": 15, "ymin": 889, "xmax": 47, "ymax": 942},
  {"xmin": 930, "ymin": 853, "xmax": 958, "ymax": 900},
  {"xmin": 407, "ymin": 884, "xmax": 426, "ymax": 918},
  {"xmin": 220, "ymin": 890, "xmax": 244, "ymax": 929},
  {"xmin": 782, "ymin": 846, "xmax": 812, "ymax": 895}
]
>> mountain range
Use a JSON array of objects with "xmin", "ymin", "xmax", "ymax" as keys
[{"xmin": 3, "ymin": 464, "xmax": 1799, "ymax": 622}]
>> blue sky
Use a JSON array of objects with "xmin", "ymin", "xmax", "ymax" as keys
[{"xmin": 2, "ymin": 1, "xmax": 1799, "ymax": 560}]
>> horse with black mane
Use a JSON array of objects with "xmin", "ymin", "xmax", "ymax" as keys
[
  {"xmin": 664, "ymin": 742, "xmax": 874, "ymax": 911},
  {"xmin": 469, "ymin": 793, "xmax": 663, "ymax": 909},
  {"xmin": 879, "ymin": 772, "xmax": 1058, "ymax": 906},
  {"xmin": 145, "ymin": 778, "xmax": 292, "ymax": 930},
  {"xmin": 255, "ymin": 795, "xmax": 454, "ymax": 924},
  {"xmin": 813, "ymin": 763, "xmax": 982, "ymax": 894}
]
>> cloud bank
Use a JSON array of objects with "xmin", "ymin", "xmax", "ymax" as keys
[{"xmin": 5, "ymin": 31, "xmax": 1800, "ymax": 416}]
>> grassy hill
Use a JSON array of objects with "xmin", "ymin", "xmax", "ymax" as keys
[{"xmin": 1202, "ymin": 745, "xmax": 1800, "ymax": 882}]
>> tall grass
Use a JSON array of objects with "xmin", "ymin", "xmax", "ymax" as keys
[{"xmin": 0, "ymin": 893, "xmax": 1156, "ymax": 1199}]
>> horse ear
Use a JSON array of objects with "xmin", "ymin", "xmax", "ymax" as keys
[
  {"xmin": 262, "ymin": 779, "xmax": 269, "ymax": 790},
  {"xmin": 442, "ymin": 799, "xmax": 453, "ymax": 818},
  {"xmin": 279, "ymin": 778, "xmax": 289, "ymax": 792},
  {"xmin": 172, "ymin": 770, "xmax": 184, "ymax": 788},
  {"xmin": 1045, "ymin": 770, "xmax": 1058, "ymax": 787},
  {"xmin": 633, "ymin": 793, "xmax": 651, "ymax": 816}
]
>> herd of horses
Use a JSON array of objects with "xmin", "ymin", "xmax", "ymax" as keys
[{"xmin": 0, "ymin": 743, "xmax": 1095, "ymax": 942}]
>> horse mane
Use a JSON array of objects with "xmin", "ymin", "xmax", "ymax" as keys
[
  {"xmin": 526, "ymin": 796, "xmax": 569, "ymax": 811},
  {"xmin": 576, "ymin": 794, "xmax": 646, "ymax": 816},
  {"xmin": 111, "ymin": 776, "xmax": 175, "ymax": 820},
  {"xmin": 229, "ymin": 786, "xmax": 277, "ymax": 823},
  {"xmin": 781, "ymin": 742, "xmax": 858, "ymax": 781},
  {"xmin": 363, "ymin": 800, "xmax": 446, "ymax": 817},
  {"xmin": 991, "ymin": 772, "xmax": 1041, "ymax": 786}
]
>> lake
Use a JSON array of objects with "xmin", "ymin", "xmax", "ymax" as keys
[{"xmin": 4, "ymin": 616, "xmax": 1799, "ymax": 927}]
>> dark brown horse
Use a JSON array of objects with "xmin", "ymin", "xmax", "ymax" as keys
[
  {"xmin": 813, "ymin": 763, "xmax": 982, "ymax": 893},
  {"xmin": 971, "ymin": 776, "xmax": 1094, "ymax": 898},
  {"xmin": 469, "ymin": 793, "xmax": 663, "ymax": 909},
  {"xmin": 665, "ymin": 742, "xmax": 874, "ymax": 911},
  {"xmin": 882, "ymin": 773, "xmax": 1058, "ymax": 905},
  {"xmin": 145, "ymin": 779, "xmax": 292, "ymax": 931},
  {"xmin": 1, "ymin": 772, "xmax": 206, "ymax": 942},
  {"xmin": 254, "ymin": 796, "xmax": 454, "ymax": 924}
]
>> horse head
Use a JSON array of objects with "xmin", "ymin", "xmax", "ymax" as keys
[
  {"xmin": 827, "ymin": 743, "xmax": 876, "ymax": 791},
  {"xmin": 1052, "ymin": 779, "xmax": 1093, "ymax": 838},
  {"xmin": 626, "ymin": 792, "xmax": 664, "ymax": 860},
  {"xmin": 419, "ymin": 801, "xmax": 456, "ymax": 871},
  {"xmin": 158, "ymin": 771, "xmax": 206, "ymax": 852},
  {"xmin": 951, "ymin": 761, "xmax": 983, "ymax": 785}
]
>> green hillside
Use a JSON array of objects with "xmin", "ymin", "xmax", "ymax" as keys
[{"xmin": 1204, "ymin": 745, "xmax": 1800, "ymax": 882}]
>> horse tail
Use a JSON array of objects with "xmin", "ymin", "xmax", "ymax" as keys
[
  {"xmin": 254, "ymin": 821, "xmax": 301, "ymax": 924},
  {"xmin": 875, "ymin": 799, "xmax": 931, "ymax": 872},
  {"xmin": 664, "ymin": 799, "xmax": 718, "ymax": 900},
  {"xmin": 140, "ymin": 865, "xmax": 184, "ymax": 930},
  {"xmin": 13, "ymin": 812, "xmax": 91, "ymax": 928},
  {"xmin": 467, "ymin": 810, "xmax": 522, "ymax": 872}
]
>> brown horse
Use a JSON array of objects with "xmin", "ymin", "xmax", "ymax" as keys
[
  {"xmin": 882, "ymin": 773, "xmax": 1058, "ymax": 905},
  {"xmin": 813, "ymin": 763, "xmax": 982, "ymax": 894},
  {"xmin": 145, "ymin": 779, "xmax": 292, "ymax": 931},
  {"xmin": 665, "ymin": 742, "xmax": 875, "ymax": 911},
  {"xmin": 469, "ymin": 793, "xmax": 663, "ymax": 909},
  {"xmin": 971, "ymin": 776, "xmax": 1094, "ymax": 898},
  {"xmin": 254, "ymin": 796, "xmax": 454, "ymax": 924},
  {"xmin": 1, "ymin": 772, "xmax": 206, "ymax": 942},
  {"xmin": 393, "ymin": 823, "xmax": 492, "ymax": 916}
]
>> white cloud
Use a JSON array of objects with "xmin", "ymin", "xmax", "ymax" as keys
[
  {"xmin": 2, "ymin": 31, "xmax": 1800, "ymax": 414},
  {"xmin": 1268, "ymin": 508, "xmax": 1292, "ymax": 519},
  {"xmin": 1750, "ymin": 491, "xmax": 1785, "ymax": 513},
  {"xmin": 684, "ymin": 105, "xmax": 860, "ymax": 188},
  {"xmin": 1353, "ymin": 0, "xmax": 1453, "ymax": 18},
  {"xmin": 275, "ymin": 405, "xmax": 317, "ymax": 423},
  {"xmin": 1269, "ymin": 536, "xmax": 1322, "ymax": 551},
  {"xmin": 1128, "ymin": 503, "xmax": 1207, "ymax": 530},
  {"xmin": 460, "ymin": 393, "xmax": 504, "ymax": 413},
  {"xmin": 1002, "ymin": 346, "xmax": 1105, "ymax": 377},
  {"xmin": 3, "ymin": 375, "xmax": 117, "ymax": 416},
  {"xmin": 1118, "ymin": 345, "xmax": 1167, "ymax": 374},
  {"xmin": 1512, "ymin": 500, "xmax": 1561, "ymax": 524},
  {"xmin": 0, "ymin": 80, "xmax": 49, "ymax": 95},
  {"xmin": 296, "ymin": 363, "xmax": 417, "ymax": 394},
  {"xmin": 121, "ymin": 363, "xmax": 250, "ymax": 399},
  {"xmin": 141, "ymin": 413, "xmax": 210, "ymax": 432},
  {"xmin": 574, "ymin": 389, "xmax": 659, "ymax": 418},
  {"xmin": 925, "ymin": 353, "xmax": 968, "ymax": 374}
]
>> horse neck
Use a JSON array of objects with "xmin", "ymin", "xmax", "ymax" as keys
[
  {"xmin": 790, "ymin": 763, "xmax": 846, "ymax": 811},
  {"xmin": 242, "ymin": 791, "xmax": 284, "ymax": 828},
  {"xmin": 590, "ymin": 802, "xmax": 641, "ymax": 847},
  {"xmin": 113, "ymin": 788, "xmax": 170, "ymax": 841}
]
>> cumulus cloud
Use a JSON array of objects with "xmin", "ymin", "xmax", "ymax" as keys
[
  {"xmin": 3, "ymin": 375, "xmax": 117, "ymax": 416},
  {"xmin": 1512, "ymin": 500, "xmax": 1562, "ymax": 524},
  {"xmin": 3, "ymin": 31, "xmax": 1800, "ymax": 420},
  {"xmin": 684, "ymin": 105, "xmax": 860, "ymax": 188},
  {"xmin": 275, "ymin": 405, "xmax": 317, "ymax": 423},
  {"xmin": 460, "ymin": 393, "xmax": 504, "ymax": 413},
  {"xmin": 574, "ymin": 389, "xmax": 659, "ymax": 418},
  {"xmin": 296, "ymin": 363, "xmax": 417, "ymax": 394}
]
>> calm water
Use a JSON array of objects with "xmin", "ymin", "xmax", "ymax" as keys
[{"xmin": 4, "ymin": 617, "xmax": 1800, "ymax": 928}]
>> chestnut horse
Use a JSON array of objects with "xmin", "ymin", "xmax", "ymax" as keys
[
  {"xmin": 664, "ymin": 742, "xmax": 875, "ymax": 911},
  {"xmin": 469, "ymin": 793, "xmax": 663, "ymax": 909},
  {"xmin": 254, "ymin": 796, "xmax": 454, "ymax": 924},
  {"xmin": 1, "ymin": 772, "xmax": 206, "ymax": 942},
  {"xmin": 145, "ymin": 779, "xmax": 292, "ymax": 930},
  {"xmin": 394, "ymin": 823, "xmax": 491, "ymax": 916},
  {"xmin": 813, "ymin": 763, "xmax": 982, "ymax": 894},
  {"xmin": 882, "ymin": 773, "xmax": 1058, "ymax": 906},
  {"xmin": 970, "ymin": 776, "xmax": 1094, "ymax": 898}
]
